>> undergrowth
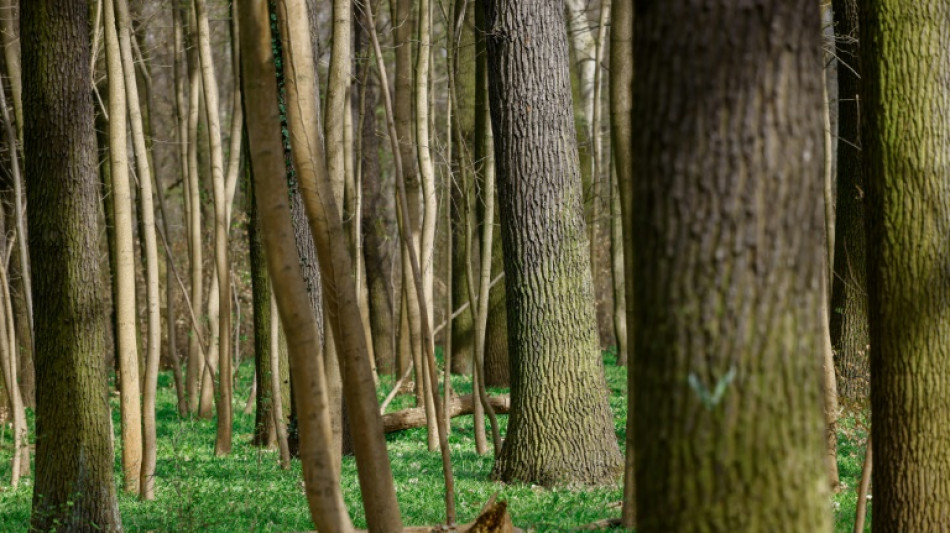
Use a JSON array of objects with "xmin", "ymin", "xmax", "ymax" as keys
[{"xmin": 0, "ymin": 351, "xmax": 868, "ymax": 531}]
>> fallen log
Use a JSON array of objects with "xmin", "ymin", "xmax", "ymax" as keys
[{"xmin": 383, "ymin": 394, "xmax": 510, "ymax": 433}]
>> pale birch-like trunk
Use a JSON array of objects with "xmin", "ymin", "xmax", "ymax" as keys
[
  {"xmin": 113, "ymin": 0, "xmax": 162, "ymax": 500},
  {"xmin": 103, "ymin": 0, "xmax": 142, "ymax": 495},
  {"xmin": 193, "ymin": 0, "xmax": 233, "ymax": 455}
]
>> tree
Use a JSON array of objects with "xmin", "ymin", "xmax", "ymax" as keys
[
  {"xmin": 484, "ymin": 0, "xmax": 623, "ymax": 486},
  {"xmin": 103, "ymin": 0, "xmax": 143, "ymax": 494},
  {"xmin": 829, "ymin": 0, "xmax": 868, "ymax": 409},
  {"xmin": 861, "ymin": 1, "xmax": 950, "ymax": 528},
  {"xmin": 23, "ymin": 0, "xmax": 122, "ymax": 528},
  {"xmin": 631, "ymin": 2, "xmax": 831, "ymax": 530}
]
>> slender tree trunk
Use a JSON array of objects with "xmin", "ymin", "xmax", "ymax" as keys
[
  {"xmin": 240, "ymin": 8, "xmax": 353, "ymax": 531},
  {"xmin": 631, "ymin": 2, "xmax": 832, "ymax": 530},
  {"xmin": 276, "ymin": 0, "xmax": 405, "ymax": 528},
  {"xmin": 184, "ymin": 4, "xmax": 206, "ymax": 417},
  {"xmin": 484, "ymin": 0, "xmax": 622, "ymax": 486},
  {"xmin": 23, "ymin": 0, "xmax": 122, "ymax": 526},
  {"xmin": 862, "ymin": 1, "xmax": 950, "ymax": 529},
  {"xmin": 355, "ymin": 0, "xmax": 397, "ymax": 376},
  {"xmin": 193, "ymin": 0, "xmax": 232, "ymax": 455},
  {"xmin": 104, "ymin": 0, "xmax": 143, "ymax": 495},
  {"xmin": 269, "ymin": 290, "xmax": 291, "ymax": 469},
  {"xmin": 249, "ymin": 172, "xmax": 278, "ymax": 448},
  {"xmin": 0, "ymin": 237, "xmax": 26, "ymax": 487},
  {"xmin": 113, "ymin": 0, "xmax": 162, "ymax": 500},
  {"xmin": 610, "ymin": 0, "xmax": 635, "ymax": 525}
]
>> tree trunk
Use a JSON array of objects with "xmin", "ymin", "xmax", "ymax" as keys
[
  {"xmin": 861, "ymin": 1, "xmax": 950, "ymax": 528},
  {"xmin": 384, "ymin": 394, "xmax": 510, "ymax": 433},
  {"xmin": 609, "ymin": 0, "xmax": 634, "ymax": 524},
  {"xmin": 239, "ymin": 3, "xmax": 353, "ymax": 529},
  {"xmin": 484, "ymin": 0, "xmax": 623, "ymax": 486},
  {"xmin": 276, "ymin": 0, "xmax": 405, "ymax": 528},
  {"xmin": 193, "ymin": 0, "xmax": 232, "ymax": 455},
  {"xmin": 355, "ymin": 1, "xmax": 397, "ymax": 376},
  {"xmin": 104, "ymin": 0, "xmax": 143, "ymax": 495},
  {"xmin": 631, "ymin": 2, "xmax": 832, "ymax": 530},
  {"xmin": 249, "ymin": 173, "xmax": 278, "ymax": 448},
  {"xmin": 23, "ymin": 0, "xmax": 122, "ymax": 527},
  {"xmin": 829, "ymin": 0, "xmax": 868, "ymax": 411}
]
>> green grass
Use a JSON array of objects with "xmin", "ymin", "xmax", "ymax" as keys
[{"xmin": 0, "ymin": 352, "xmax": 868, "ymax": 531}]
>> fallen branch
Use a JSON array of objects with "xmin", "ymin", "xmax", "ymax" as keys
[{"xmin": 383, "ymin": 394, "xmax": 510, "ymax": 433}]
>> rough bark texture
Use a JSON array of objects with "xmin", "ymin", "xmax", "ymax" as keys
[
  {"xmin": 484, "ymin": 0, "xmax": 622, "ymax": 486},
  {"xmin": 631, "ymin": 2, "xmax": 831, "ymax": 531},
  {"xmin": 23, "ymin": 1, "xmax": 122, "ymax": 528},
  {"xmin": 829, "ymin": 0, "xmax": 868, "ymax": 410},
  {"xmin": 861, "ymin": 1, "xmax": 950, "ymax": 529}
]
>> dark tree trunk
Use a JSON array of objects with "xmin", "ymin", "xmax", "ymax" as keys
[
  {"xmin": 23, "ymin": 1, "xmax": 123, "ymax": 529},
  {"xmin": 631, "ymin": 2, "xmax": 831, "ymax": 530},
  {"xmin": 356, "ymin": 0, "xmax": 397, "ymax": 376},
  {"xmin": 861, "ymin": 1, "xmax": 950, "ymax": 529},
  {"xmin": 484, "ymin": 0, "xmax": 622, "ymax": 486},
  {"xmin": 449, "ymin": 0, "xmax": 476, "ymax": 376},
  {"xmin": 829, "ymin": 0, "xmax": 868, "ymax": 410}
]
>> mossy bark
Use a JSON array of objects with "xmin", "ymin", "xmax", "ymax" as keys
[
  {"xmin": 485, "ymin": 0, "xmax": 622, "ymax": 486},
  {"xmin": 631, "ymin": 2, "xmax": 832, "ymax": 530},
  {"xmin": 23, "ymin": 1, "xmax": 122, "ymax": 529},
  {"xmin": 861, "ymin": 1, "xmax": 950, "ymax": 529}
]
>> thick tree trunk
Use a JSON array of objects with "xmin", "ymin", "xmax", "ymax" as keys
[
  {"xmin": 861, "ymin": 1, "xmax": 950, "ymax": 529},
  {"xmin": 23, "ymin": 0, "xmax": 122, "ymax": 527},
  {"xmin": 631, "ymin": 2, "xmax": 831, "ymax": 530},
  {"xmin": 249, "ymin": 176, "xmax": 278, "ymax": 448},
  {"xmin": 484, "ymin": 0, "xmax": 622, "ymax": 486},
  {"xmin": 829, "ymin": 0, "xmax": 868, "ymax": 411}
]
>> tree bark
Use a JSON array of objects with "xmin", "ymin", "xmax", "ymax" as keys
[
  {"xmin": 355, "ymin": 0, "xmax": 397, "ymax": 376},
  {"xmin": 193, "ymin": 0, "xmax": 232, "ymax": 455},
  {"xmin": 861, "ymin": 1, "xmax": 950, "ymax": 529},
  {"xmin": 829, "ymin": 0, "xmax": 868, "ymax": 410},
  {"xmin": 484, "ymin": 0, "xmax": 622, "ymax": 486},
  {"xmin": 103, "ymin": 0, "xmax": 143, "ymax": 494},
  {"xmin": 276, "ymin": 0, "xmax": 405, "ymax": 528},
  {"xmin": 239, "ymin": 2, "xmax": 353, "ymax": 529},
  {"xmin": 23, "ymin": 0, "xmax": 123, "ymax": 527},
  {"xmin": 631, "ymin": 2, "xmax": 832, "ymax": 530}
]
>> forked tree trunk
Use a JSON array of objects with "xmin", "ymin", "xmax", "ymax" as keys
[
  {"xmin": 631, "ymin": 2, "xmax": 831, "ymax": 529},
  {"xmin": 103, "ymin": 0, "xmax": 143, "ymax": 495},
  {"xmin": 862, "ymin": 1, "xmax": 950, "ymax": 528},
  {"xmin": 23, "ymin": 0, "xmax": 122, "ymax": 527},
  {"xmin": 484, "ymin": 0, "xmax": 623, "ymax": 486},
  {"xmin": 113, "ymin": 0, "xmax": 162, "ymax": 500}
]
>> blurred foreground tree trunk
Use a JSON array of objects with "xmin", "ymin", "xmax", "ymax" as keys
[{"xmin": 631, "ymin": 2, "xmax": 832, "ymax": 530}]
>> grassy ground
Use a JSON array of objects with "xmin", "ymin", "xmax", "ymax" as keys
[{"xmin": 0, "ymin": 352, "xmax": 868, "ymax": 531}]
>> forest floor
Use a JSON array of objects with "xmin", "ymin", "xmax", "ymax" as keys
[{"xmin": 0, "ymin": 351, "xmax": 869, "ymax": 532}]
